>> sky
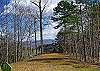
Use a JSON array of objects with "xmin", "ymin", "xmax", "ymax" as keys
[
  {"xmin": 0, "ymin": 0, "xmax": 61, "ymax": 40},
  {"xmin": 0, "ymin": 0, "xmax": 100, "ymax": 40},
  {"xmin": 0, "ymin": 0, "xmax": 11, "ymax": 13}
]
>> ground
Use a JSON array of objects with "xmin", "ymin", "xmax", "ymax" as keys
[{"xmin": 0, "ymin": 53, "xmax": 100, "ymax": 71}]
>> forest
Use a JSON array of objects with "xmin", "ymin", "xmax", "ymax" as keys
[
  {"xmin": 0, "ymin": 0, "xmax": 100, "ymax": 71},
  {"xmin": 53, "ymin": 0, "xmax": 100, "ymax": 63}
]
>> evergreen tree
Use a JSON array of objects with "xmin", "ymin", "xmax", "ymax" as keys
[{"xmin": 52, "ymin": 0, "xmax": 79, "ymax": 54}]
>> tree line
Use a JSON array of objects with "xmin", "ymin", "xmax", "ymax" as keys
[
  {"xmin": 0, "ymin": 0, "xmax": 50, "ymax": 64},
  {"xmin": 52, "ymin": 0, "xmax": 100, "ymax": 63}
]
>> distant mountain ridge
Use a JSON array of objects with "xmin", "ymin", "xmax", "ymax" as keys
[
  {"xmin": 33, "ymin": 39, "xmax": 55, "ymax": 45},
  {"xmin": 23, "ymin": 39, "xmax": 55, "ymax": 48}
]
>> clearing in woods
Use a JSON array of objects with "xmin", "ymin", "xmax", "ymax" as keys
[{"xmin": 1, "ymin": 53, "xmax": 100, "ymax": 71}]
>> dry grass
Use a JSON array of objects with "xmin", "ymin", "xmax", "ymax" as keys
[
  {"xmin": 11, "ymin": 61, "xmax": 76, "ymax": 71},
  {"xmin": 0, "ymin": 53, "xmax": 100, "ymax": 71}
]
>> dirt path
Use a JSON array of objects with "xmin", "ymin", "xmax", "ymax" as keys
[{"xmin": 2, "ymin": 53, "xmax": 100, "ymax": 71}]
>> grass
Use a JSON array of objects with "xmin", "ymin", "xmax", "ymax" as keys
[{"xmin": 0, "ymin": 53, "xmax": 100, "ymax": 71}]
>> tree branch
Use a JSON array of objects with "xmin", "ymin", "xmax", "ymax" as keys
[
  {"xmin": 42, "ymin": 0, "xmax": 49, "ymax": 13},
  {"xmin": 31, "ymin": 1, "xmax": 40, "ymax": 8},
  {"xmin": 42, "ymin": 3, "xmax": 47, "ymax": 13}
]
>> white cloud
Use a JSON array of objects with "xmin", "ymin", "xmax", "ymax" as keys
[
  {"xmin": 30, "ymin": 22, "xmax": 60, "ymax": 40},
  {"xmin": 45, "ymin": 3, "xmax": 57, "ymax": 13},
  {"xmin": 1, "ymin": 0, "xmax": 61, "ymax": 40},
  {"xmin": 1, "ymin": 0, "xmax": 61, "ymax": 15},
  {"xmin": 43, "ymin": 24, "xmax": 60, "ymax": 40}
]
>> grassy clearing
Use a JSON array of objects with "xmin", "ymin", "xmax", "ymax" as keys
[{"xmin": 0, "ymin": 53, "xmax": 100, "ymax": 71}]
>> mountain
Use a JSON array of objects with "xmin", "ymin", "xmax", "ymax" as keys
[{"xmin": 23, "ymin": 39, "xmax": 55, "ymax": 48}]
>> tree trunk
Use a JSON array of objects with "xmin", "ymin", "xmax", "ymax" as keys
[
  {"xmin": 80, "ymin": 5, "xmax": 86, "ymax": 62},
  {"xmin": 39, "ymin": 0, "xmax": 43, "ymax": 54},
  {"xmin": 34, "ymin": 16, "xmax": 37, "ymax": 55}
]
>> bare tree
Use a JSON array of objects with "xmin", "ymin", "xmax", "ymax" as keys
[{"xmin": 31, "ymin": 0, "xmax": 50, "ymax": 54}]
